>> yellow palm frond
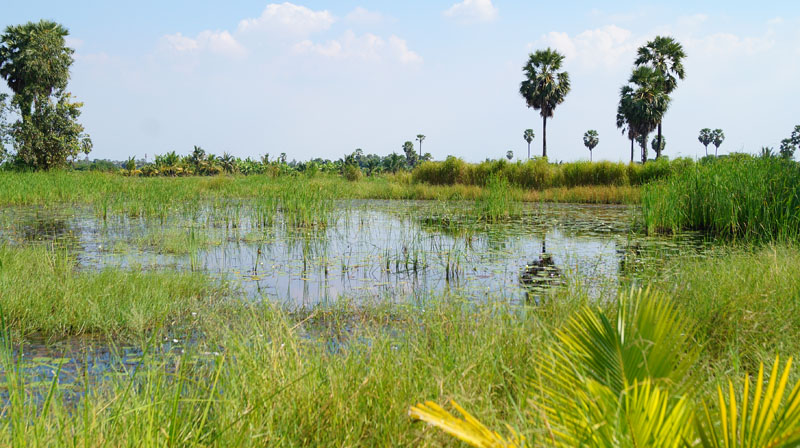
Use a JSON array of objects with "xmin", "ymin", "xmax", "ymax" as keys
[
  {"xmin": 697, "ymin": 356, "xmax": 800, "ymax": 448},
  {"xmin": 409, "ymin": 400, "xmax": 523, "ymax": 448}
]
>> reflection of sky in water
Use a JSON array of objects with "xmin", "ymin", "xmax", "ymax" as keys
[{"xmin": 0, "ymin": 200, "xmax": 704, "ymax": 308}]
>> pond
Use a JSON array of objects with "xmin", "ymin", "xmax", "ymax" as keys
[{"xmin": 0, "ymin": 199, "xmax": 706, "ymax": 396}]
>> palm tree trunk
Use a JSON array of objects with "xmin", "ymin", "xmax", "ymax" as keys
[
  {"xmin": 715, "ymin": 146, "xmax": 718, "ymax": 157},
  {"xmin": 542, "ymin": 116, "xmax": 547, "ymax": 158},
  {"xmin": 527, "ymin": 142, "xmax": 530, "ymax": 160},
  {"xmin": 641, "ymin": 136, "xmax": 648, "ymax": 164},
  {"xmin": 704, "ymin": 145, "xmax": 708, "ymax": 157},
  {"xmin": 419, "ymin": 141, "xmax": 422, "ymax": 158},
  {"xmin": 630, "ymin": 137, "xmax": 634, "ymax": 163},
  {"xmin": 656, "ymin": 122, "xmax": 663, "ymax": 159},
  {"xmin": 590, "ymin": 150, "xmax": 592, "ymax": 162}
]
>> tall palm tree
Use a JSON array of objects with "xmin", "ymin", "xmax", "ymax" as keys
[
  {"xmin": 712, "ymin": 129, "xmax": 724, "ymax": 156},
  {"xmin": 617, "ymin": 66, "xmax": 670, "ymax": 163},
  {"xmin": 698, "ymin": 128, "xmax": 713, "ymax": 157},
  {"xmin": 651, "ymin": 135, "xmax": 666, "ymax": 156},
  {"xmin": 634, "ymin": 36, "xmax": 686, "ymax": 159},
  {"xmin": 523, "ymin": 129, "xmax": 534, "ymax": 160},
  {"xmin": 416, "ymin": 134, "xmax": 425, "ymax": 158},
  {"xmin": 506, "ymin": 150, "xmax": 513, "ymax": 161},
  {"xmin": 519, "ymin": 48, "xmax": 571, "ymax": 158},
  {"xmin": 583, "ymin": 130, "xmax": 599, "ymax": 161}
]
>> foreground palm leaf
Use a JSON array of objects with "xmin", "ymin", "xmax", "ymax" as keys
[
  {"xmin": 409, "ymin": 400, "xmax": 522, "ymax": 448},
  {"xmin": 410, "ymin": 289, "xmax": 800, "ymax": 447},
  {"xmin": 696, "ymin": 356, "xmax": 800, "ymax": 448}
]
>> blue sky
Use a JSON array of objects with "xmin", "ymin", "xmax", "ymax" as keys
[{"xmin": 3, "ymin": 1, "xmax": 799, "ymax": 162}]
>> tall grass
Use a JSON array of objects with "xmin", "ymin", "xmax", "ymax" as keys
[
  {"xmin": 642, "ymin": 157, "xmax": 800, "ymax": 240},
  {"xmin": 0, "ymin": 170, "xmax": 643, "ymax": 209},
  {"xmin": 4, "ymin": 242, "xmax": 800, "ymax": 444},
  {"xmin": 0, "ymin": 245, "xmax": 227, "ymax": 337},
  {"xmin": 412, "ymin": 156, "xmax": 688, "ymax": 189}
]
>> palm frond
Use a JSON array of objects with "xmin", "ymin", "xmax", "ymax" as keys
[
  {"xmin": 696, "ymin": 356, "xmax": 800, "ymax": 448},
  {"xmin": 409, "ymin": 400, "xmax": 523, "ymax": 448}
]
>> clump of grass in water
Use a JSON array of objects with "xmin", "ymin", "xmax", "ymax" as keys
[
  {"xmin": 642, "ymin": 157, "xmax": 800, "ymax": 241},
  {"xmin": 473, "ymin": 175, "xmax": 520, "ymax": 222},
  {"xmin": 0, "ymin": 245, "xmax": 228, "ymax": 337}
]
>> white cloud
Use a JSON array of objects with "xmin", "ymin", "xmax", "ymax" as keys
[
  {"xmin": 537, "ymin": 25, "xmax": 639, "ymax": 70},
  {"xmin": 237, "ymin": 2, "xmax": 335, "ymax": 37},
  {"xmin": 345, "ymin": 7, "xmax": 384, "ymax": 25},
  {"xmin": 293, "ymin": 30, "xmax": 421, "ymax": 64},
  {"xmin": 162, "ymin": 30, "xmax": 247, "ymax": 58},
  {"xmin": 443, "ymin": 0, "xmax": 498, "ymax": 24},
  {"xmin": 676, "ymin": 13, "xmax": 709, "ymax": 29},
  {"xmin": 685, "ymin": 32, "xmax": 774, "ymax": 57}
]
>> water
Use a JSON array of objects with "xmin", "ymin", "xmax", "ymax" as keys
[{"xmin": 0, "ymin": 199, "xmax": 706, "ymax": 392}]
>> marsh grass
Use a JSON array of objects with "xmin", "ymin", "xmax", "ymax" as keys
[
  {"xmin": 413, "ymin": 157, "xmax": 687, "ymax": 189},
  {"xmin": 0, "ymin": 245, "xmax": 228, "ymax": 337},
  {"xmin": 0, "ymin": 171, "xmax": 641, "ymax": 216},
  {"xmin": 642, "ymin": 157, "xmax": 800, "ymax": 241},
  {"xmin": 0, "ymin": 294, "xmax": 581, "ymax": 446},
  {"xmin": 4, "ymin": 241, "xmax": 800, "ymax": 445}
]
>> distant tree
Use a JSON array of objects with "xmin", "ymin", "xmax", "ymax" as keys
[
  {"xmin": 278, "ymin": 152, "xmax": 287, "ymax": 164},
  {"xmin": 402, "ymin": 141, "xmax": 418, "ymax": 168},
  {"xmin": 0, "ymin": 20, "xmax": 91, "ymax": 169},
  {"xmin": 791, "ymin": 125, "xmax": 800, "ymax": 148},
  {"xmin": 519, "ymin": 48, "xmax": 571, "ymax": 158},
  {"xmin": 221, "ymin": 152, "xmax": 236, "ymax": 173},
  {"xmin": 523, "ymin": 129, "xmax": 535, "ymax": 160},
  {"xmin": 420, "ymin": 152, "xmax": 433, "ymax": 163},
  {"xmin": 190, "ymin": 145, "xmax": 206, "ymax": 166},
  {"xmin": 583, "ymin": 130, "xmax": 599, "ymax": 161},
  {"xmin": 383, "ymin": 152, "xmax": 405, "ymax": 173},
  {"xmin": 760, "ymin": 146, "xmax": 776, "ymax": 159},
  {"xmin": 416, "ymin": 134, "xmax": 425, "ymax": 158},
  {"xmin": 625, "ymin": 67, "xmax": 670, "ymax": 163},
  {"xmin": 651, "ymin": 134, "xmax": 666, "ymax": 155},
  {"xmin": 506, "ymin": 150, "xmax": 514, "ymax": 161},
  {"xmin": 698, "ymin": 129, "xmax": 713, "ymax": 157},
  {"xmin": 779, "ymin": 138, "xmax": 796, "ymax": 160},
  {"xmin": 711, "ymin": 129, "xmax": 725, "ymax": 157},
  {"xmin": 634, "ymin": 36, "xmax": 686, "ymax": 159}
]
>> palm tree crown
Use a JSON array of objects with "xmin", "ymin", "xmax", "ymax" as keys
[
  {"xmin": 634, "ymin": 36, "xmax": 685, "ymax": 160},
  {"xmin": 519, "ymin": 48, "xmax": 571, "ymax": 158},
  {"xmin": 523, "ymin": 129, "xmax": 534, "ymax": 159},
  {"xmin": 583, "ymin": 130, "xmax": 599, "ymax": 161}
]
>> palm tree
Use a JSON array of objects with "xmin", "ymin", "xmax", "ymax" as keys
[
  {"xmin": 712, "ymin": 129, "xmax": 725, "ymax": 156},
  {"xmin": 780, "ymin": 139, "xmax": 796, "ymax": 160},
  {"xmin": 616, "ymin": 85, "xmax": 639, "ymax": 163},
  {"xmin": 698, "ymin": 128, "xmax": 713, "ymax": 156},
  {"xmin": 522, "ymin": 129, "xmax": 534, "ymax": 160},
  {"xmin": 519, "ymin": 48, "xmax": 571, "ymax": 158},
  {"xmin": 416, "ymin": 134, "xmax": 425, "ymax": 158},
  {"xmin": 625, "ymin": 66, "xmax": 670, "ymax": 163},
  {"xmin": 506, "ymin": 150, "xmax": 513, "ymax": 161},
  {"xmin": 402, "ymin": 141, "xmax": 417, "ymax": 168},
  {"xmin": 583, "ymin": 130, "xmax": 599, "ymax": 161},
  {"xmin": 634, "ymin": 36, "xmax": 686, "ymax": 159},
  {"xmin": 651, "ymin": 134, "xmax": 666, "ymax": 156}
]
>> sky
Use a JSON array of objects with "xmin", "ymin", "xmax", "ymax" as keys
[{"xmin": 2, "ymin": 1, "xmax": 799, "ymax": 162}]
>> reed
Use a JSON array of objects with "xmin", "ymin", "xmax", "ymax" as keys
[{"xmin": 642, "ymin": 157, "xmax": 800, "ymax": 241}]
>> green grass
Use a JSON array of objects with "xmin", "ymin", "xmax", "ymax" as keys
[
  {"xmin": 4, "ymin": 242, "xmax": 800, "ymax": 445},
  {"xmin": 0, "ymin": 170, "xmax": 642, "ymax": 215},
  {"xmin": 412, "ymin": 156, "xmax": 690, "ymax": 189},
  {"xmin": 642, "ymin": 157, "xmax": 800, "ymax": 240},
  {"xmin": 0, "ymin": 245, "xmax": 228, "ymax": 337}
]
